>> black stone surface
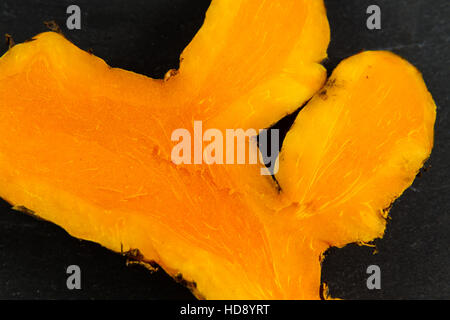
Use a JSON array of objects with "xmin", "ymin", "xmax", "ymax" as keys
[{"xmin": 0, "ymin": 0, "xmax": 448, "ymax": 300}]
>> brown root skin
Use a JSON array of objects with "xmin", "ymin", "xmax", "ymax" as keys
[
  {"xmin": 121, "ymin": 246, "xmax": 159, "ymax": 273},
  {"xmin": 5, "ymin": 34, "xmax": 15, "ymax": 49},
  {"xmin": 11, "ymin": 205, "xmax": 48, "ymax": 222},
  {"xmin": 164, "ymin": 69, "xmax": 179, "ymax": 82},
  {"xmin": 125, "ymin": 259, "xmax": 159, "ymax": 273},
  {"xmin": 43, "ymin": 21, "xmax": 63, "ymax": 34}
]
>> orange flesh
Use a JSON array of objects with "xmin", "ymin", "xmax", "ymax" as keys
[
  {"xmin": 277, "ymin": 51, "xmax": 436, "ymax": 247},
  {"xmin": 0, "ymin": 0, "xmax": 435, "ymax": 299}
]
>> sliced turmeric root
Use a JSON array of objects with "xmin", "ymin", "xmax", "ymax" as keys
[{"xmin": 0, "ymin": 0, "xmax": 435, "ymax": 299}]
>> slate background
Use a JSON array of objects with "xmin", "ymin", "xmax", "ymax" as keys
[{"xmin": 0, "ymin": 0, "xmax": 448, "ymax": 300}]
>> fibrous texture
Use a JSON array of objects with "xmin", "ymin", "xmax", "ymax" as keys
[{"xmin": 0, "ymin": 0, "xmax": 435, "ymax": 299}]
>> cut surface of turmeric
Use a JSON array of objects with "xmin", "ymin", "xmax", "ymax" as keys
[{"xmin": 0, "ymin": 0, "xmax": 435, "ymax": 299}]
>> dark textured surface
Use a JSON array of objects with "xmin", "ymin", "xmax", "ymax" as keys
[{"xmin": 0, "ymin": 0, "xmax": 448, "ymax": 300}]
